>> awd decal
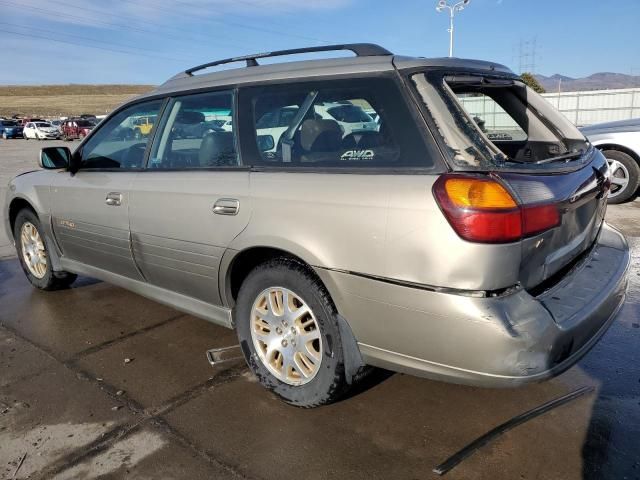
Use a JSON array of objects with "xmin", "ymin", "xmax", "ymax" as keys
[{"xmin": 341, "ymin": 149, "xmax": 374, "ymax": 160}]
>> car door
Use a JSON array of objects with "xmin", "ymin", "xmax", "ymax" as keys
[
  {"xmin": 129, "ymin": 90, "xmax": 250, "ymax": 305},
  {"xmin": 49, "ymin": 99, "xmax": 165, "ymax": 279},
  {"xmin": 24, "ymin": 123, "xmax": 33, "ymax": 138}
]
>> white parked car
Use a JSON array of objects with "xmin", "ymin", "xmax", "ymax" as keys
[
  {"xmin": 256, "ymin": 103, "xmax": 379, "ymax": 153},
  {"xmin": 23, "ymin": 122, "xmax": 60, "ymax": 140},
  {"xmin": 315, "ymin": 103, "xmax": 378, "ymax": 136}
]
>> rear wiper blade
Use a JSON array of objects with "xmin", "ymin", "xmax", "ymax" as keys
[{"xmin": 533, "ymin": 150, "xmax": 584, "ymax": 165}]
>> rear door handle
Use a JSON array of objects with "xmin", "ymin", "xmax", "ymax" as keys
[
  {"xmin": 105, "ymin": 192, "xmax": 122, "ymax": 206},
  {"xmin": 212, "ymin": 198, "xmax": 239, "ymax": 216}
]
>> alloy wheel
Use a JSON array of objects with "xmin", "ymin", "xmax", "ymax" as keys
[
  {"xmin": 607, "ymin": 158, "xmax": 630, "ymax": 199},
  {"xmin": 20, "ymin": 222, "xmax": 47, "ymax": 279},
  {"xmin": 250, "ymin": 287, "xmax": 322, "ymax": 386}
]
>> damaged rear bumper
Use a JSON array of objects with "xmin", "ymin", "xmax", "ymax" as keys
[{"xmin": 316, "ymin": 222, "xmax": 629, "ymax": 387}]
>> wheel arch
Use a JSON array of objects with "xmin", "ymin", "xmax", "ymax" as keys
[
  {"xmin": 8, "ymin": 195, "xmax": 64, "ymax": 271},
  {"xmin": 594, "ymin": 143, "xmax": 640, "ymax": 165},
  {"xmin": 8, "ymin": 197, "xmax": 37, "ymax": 237},
  {"xmin": 221, "ymin": 245, "xmax": 366, "ymax": 383}
]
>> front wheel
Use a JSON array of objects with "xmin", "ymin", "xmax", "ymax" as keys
[
  {"xmin": 235, "ymin": 258, "xmax": 350, "ymax": 407},
  {"xmin": 14, "ymin": 209, "xmax": 77, "ymax": 290},
  {"xmin": 603, "ymin": 150, "xmax": 640, "ymax": 204}
]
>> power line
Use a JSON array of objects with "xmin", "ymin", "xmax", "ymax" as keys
[
  {"xmin": 119, "ymin": 0, "xmax": 328, "ymax": 44},
  {"xmin": 45, "ymin": 0, "xmax": 258, "ymax": 51},
  {"xmin": 174, "ymin": 0, "xmax": 332, "ymax": 42},
  {"xmin": 0, "ymin": 21, "xmax": 200, "ymax": 59},
  {"xmin": 0, "ymin": 0, "xmax": 247, "ymax": 52},
  {"xmin": 0, "ymin": 27, "xmax": 190, "ymax": 62}
]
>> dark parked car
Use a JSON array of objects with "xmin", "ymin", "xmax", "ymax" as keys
[{"xmin": 0, "ymin": 120, "xmax": 23, "ymax": 139}]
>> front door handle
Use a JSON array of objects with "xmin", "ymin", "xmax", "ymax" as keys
[
  {"xmin": 105, "ymin": 192, "xmax": 122, "ymax": 206},
  {"xmin": 212, "ymin": 198, "xmax": 239, "ymax": 216}
]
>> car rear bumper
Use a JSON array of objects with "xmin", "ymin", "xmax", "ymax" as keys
[{"xmin": 316, "ymin": 222, "xmax": 629, "ymax": 387}]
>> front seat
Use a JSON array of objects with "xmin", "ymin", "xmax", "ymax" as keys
[{"xmin": 199, "ymin": 132, "xmax": 236, "ymax": 166}]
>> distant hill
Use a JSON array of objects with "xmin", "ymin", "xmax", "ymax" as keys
[
  {"xmin": 534, "ymin": 73, "xmax": 640, "ymax": 92},
  {"xmin": 0, "ymin": 84, "xmax": 155, "ymax": 118}
]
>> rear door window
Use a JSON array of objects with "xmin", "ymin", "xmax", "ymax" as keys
[
  {"xmin": 149, "ymin": 91, "xmax": 238, "ymax": 169},
  {"xmin": 242, "ymin": 77, "xmax": 431, "ymax": 168}
]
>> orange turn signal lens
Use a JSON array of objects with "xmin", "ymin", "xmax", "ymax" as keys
[{"xmin": 444, "ymin": 178, "xmax": 517, "ymax": 209}]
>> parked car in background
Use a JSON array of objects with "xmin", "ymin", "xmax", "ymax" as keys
[
  {"xmin": 19, "ymin": 117, "xmax": 45, "ymax": 127},
  {"xmin": 62, "ymin": 119, "xmax": 94, "ymax": 140},
  {"xmin": 48, "ymin": 119, "xmax": 64, "ymax": 134},
  {"xmin": 0, "ymin": 119, "xmax": 24, "ymax": 139},
  {"xmin": 4, "ymin": 44, "xmax": 629, "ymax": 408},
  {"xmin": 23, "ymin": 122, "xmax": 60, "ymax": 140},
  {"xmin": 132, "ymin": 116, "xmax": 156, "ymax": 139},
  {"xmin": 581, "ymin": 118, "xmax": 640, "ymax": 203},
  {"xmin": 315, "ymin": 102, "xmax": 378, "ymax": 136}
]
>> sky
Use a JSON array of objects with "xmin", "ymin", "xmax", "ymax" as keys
[{"xmin": 1, "ymin": 0, "xmax": 639, "ymax": 85}]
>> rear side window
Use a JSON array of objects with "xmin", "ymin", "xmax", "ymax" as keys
[
  {"xmin": 244, "ymin": 77, "xmax": 431, "ymax": 168},
  {"xmin": 149, "ymin": 91, "xmax": 238, "ymax": 169}
]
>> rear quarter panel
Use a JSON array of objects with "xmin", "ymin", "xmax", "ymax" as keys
[{"xmin": 229, "ymin": 171, "xmax": 522, "ymax": 293}]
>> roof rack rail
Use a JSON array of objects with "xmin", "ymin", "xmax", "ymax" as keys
[{"xmin": 184, "ymin": 43, "xmax": 393, "ymax": 76}]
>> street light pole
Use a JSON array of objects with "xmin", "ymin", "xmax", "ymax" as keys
[{"xmin": 436, "ymin": 0, "xmax": 471, "ymax": 58}]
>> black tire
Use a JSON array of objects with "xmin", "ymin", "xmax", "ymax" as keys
[
  {"xmin": 14, "ymin": 209, "xmax": 77, "ymax": 290},
  {"xmin": 235, "ymin": 258, "xmax": 350, "ymax": 408},
  {"xmin": 23, "ymin": 135, "xmax": 28, "ymax": 141},
  {"xmin": 603, "ymin": 149, "xmax": 640, "ymax": 204}
]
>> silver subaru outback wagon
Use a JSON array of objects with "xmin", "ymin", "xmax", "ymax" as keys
[{"xmin": 3, "ymin": 44, "xmax": 630, "ymax": 407}]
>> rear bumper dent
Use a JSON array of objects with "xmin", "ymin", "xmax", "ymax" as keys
[{"xmin": 317, "ymin": 222, "xmax": 629, "ymax": 387}]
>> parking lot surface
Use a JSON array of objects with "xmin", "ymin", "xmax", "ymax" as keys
[{"xmin": 1, "ymin": 139, "xmax": 639, "ymax": 479}]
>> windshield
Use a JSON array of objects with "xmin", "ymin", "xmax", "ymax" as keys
[
  {"xmin": 411, "ymin": 72, "xmax": 588, "ymax": 169},
  {"xmin": 76, "ymin": 120, "xmax": 93, "ymax": 127},
  {"xmin": 35, "ymin": 122, "xmax": 51, "ymax": 128},
  {"xmin": 1, "ymin": 121, "xmax": 18, "ymax": 127},
  {"xmin": 327, "ymin": 105, "xmax": 373, "ymax": 123}
]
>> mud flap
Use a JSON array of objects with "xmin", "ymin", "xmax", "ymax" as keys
[{"xmin": 336, "ymin": 314, "xmax": 365, "ymax": 385}]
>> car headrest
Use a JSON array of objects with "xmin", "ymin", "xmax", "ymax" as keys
[
  {"xmin": 199, "ymin": 132, "xmax": 236, "ymax": 166},
  {"xmin": 299, "ymin": 119, "xmax": 342, "ymax": 152},
  {"xmin": 177, "ymin": 111, "xmax": 205, "ymax": 125}
]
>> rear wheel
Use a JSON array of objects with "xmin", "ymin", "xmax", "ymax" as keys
[
  {"xmin": 14, "ymin": 209, "xmax": 77, "ymax": 290},
  {"xmin": 603, "ymin": 150, "xmax": 640, "ymax": 204},
  {"xmin": 235, "ymin": 258, "xmax": 350, "ymax": 407}
]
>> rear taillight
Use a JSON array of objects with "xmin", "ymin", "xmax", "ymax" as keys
[{"xmin": 433, "ymin": 174, "xmax": 560, "ymax": 243}]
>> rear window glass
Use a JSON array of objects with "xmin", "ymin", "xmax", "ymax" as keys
[
  {"xmin": 411, "ymin": 72, "xmax": 588, "ymax": 169},
  {"xmin": 1, "ymin": 121, "xmax": 18, "ymax": 126},
  {"xmin": 247, "ymin": 77, "xmax": 430, "ymax": 168}
]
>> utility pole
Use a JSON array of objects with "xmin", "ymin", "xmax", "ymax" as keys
[{"xmin": 436, "ymin": 0, "xmax": 471, "ymax": 58}]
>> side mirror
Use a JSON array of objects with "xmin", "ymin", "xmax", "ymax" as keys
[
  {"xmin": 39, "ymin": 146, "xmax": 71, "ymax": 169},
  {"xmin": 257, "ymin": 134, "xmax": 275, "ymax": 152}
]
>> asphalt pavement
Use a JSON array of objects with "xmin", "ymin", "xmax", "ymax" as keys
[{"xmin": 1, "ymin": 138, "xmax": 639, "ymax": 479}]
